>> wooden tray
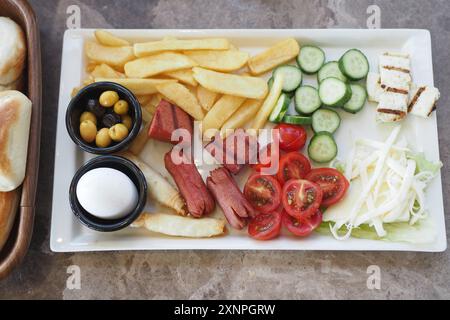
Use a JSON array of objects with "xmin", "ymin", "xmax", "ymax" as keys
[{"xmin": 0, "ymin": 0, "xmax": 42, "ymax": 279}]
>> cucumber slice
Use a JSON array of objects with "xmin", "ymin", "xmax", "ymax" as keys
[
  {"xmin": 312, "ymin": 108, "xmax": 341, "ymax": 134},
  {"xmin": 343, "ymin": 84, "xmax": 367, "ymax": 114},
  {"xmin": 338, "ymin": 49, "xmax": 369, "ymax": 81},
  {"xmin": 297, "ymin": 46, "xmax": 325, "ymax": 74},
  {"xmin": 282, "ymin": 115, "xmax": 312, "ymax": 125},
  {"xmin": 308, "ymin": 132, "xmax": 338, "ymax": 163},
  {"xmin": 269, "ymin": 93, "xmax": 291, "ymax": 123},
  {"xmin": 294, "ymin": 86, "xmax": 321, "ymax": 115},
  {"xmin": 318, "ymin": 61, "xmax": 347, "ymax": 83},
  {"xmin": 318, "ymin": 78, "xmax": 352, "ymax": 107},
  {"xmin": 273, "ymin": 65, "xmax": 303, "ymax": 92}
]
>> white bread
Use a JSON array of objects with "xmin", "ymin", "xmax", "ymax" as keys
[
  {"xmin": 0, "ymin": 189, "xmax": 20, "ymax": 251},
  {"xmin": 0, "ymin": 90, "xmax": 32, "ymax": 192},
  {"xmin": 0, "ymin": 17, "xmax": 26, "ymax": 85}
]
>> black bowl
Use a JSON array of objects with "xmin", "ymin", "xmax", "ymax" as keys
[
  {"xmin": 66, "ymin": 82, "xmax": 142, "ymax": 155},
  {"xmin": 69, "ymin": 155, "xmax": 147, "ymax": 232}
]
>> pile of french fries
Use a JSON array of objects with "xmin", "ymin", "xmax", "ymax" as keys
[{"xmin": 73, "ymin": 30, "xmax": 301, "ymax": 238}]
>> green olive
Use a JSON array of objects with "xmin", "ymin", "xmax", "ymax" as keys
[
  {"xmin": 121, "ymin": 114, "xmax": 133, "ymax": 130},
  {"xmin": 99, "ymin": 90, "xmax": 119, "ymax": 107},
  {"xmin": 109, "ymin": 123, "xmax": 129, "ymax": 142},
  {"xmin": 95, "ymin": 128, "xmax": 112, "ymax": 148},
  {"xmin": 79, "ymin": 120, "xmax": 97, "ymax": 143},
  {"xmin": 114, "ymin": 100, "xmax": 129, "ymax": 115},
  {"xmin": 80, "ymin": 111, "xmax": 97, "ymax": 125}
]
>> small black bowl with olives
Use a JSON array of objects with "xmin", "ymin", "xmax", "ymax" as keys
[{"xmin": 66, "ymin": 82, "xmax": 142, "ymax": 154}]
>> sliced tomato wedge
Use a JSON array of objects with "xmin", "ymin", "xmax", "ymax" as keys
[
  {"xmin": 248, "ymin": 207, "xmax": 282, "ymax": 240},
  {"xmin": 275, "ymin": 123, "xmax": 307, "ymax": 152},
  {"xmin": 252, "ymin": 143, "xmax": 280, "ymax": 172},
  {"xmin": 277, "ymin": 152, "xmax": 312, "ymax": 185},
  {"xmin": 305, "ymin": 168, "xmax": 350, "ymax": 207},
  {"xmin": 282, "ymin": 210, "xmax": 322, "ymax": 237},
  {"xmin": 244, "ymin": 173, "xmax": 282, "ymax": 214},
  {"xmin": 282, "ymin": 179, "xmax": 323, "ymax": 220}
]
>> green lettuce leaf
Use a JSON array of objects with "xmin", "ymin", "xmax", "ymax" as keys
[
  {"xmin": 316, "ymin": 219, "xmax": 436, "ymax": 244},
  {"xmin": 407, "ymin": 152, "xmax": 442, "ymax": 175}
]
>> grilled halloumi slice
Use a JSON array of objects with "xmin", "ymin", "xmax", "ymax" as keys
[
  {"xmin": 408, "ymin": 84, "xmax": 440, "ymax": 118},
  {"xmin": 366, "ymin": 72, "xmax": 384, "ymax": 103},
  {"xmin": 376, "ymin": 91, "xmax": 408, "ymax": 122},
  {"xmin": 379, "ymin": 52, "xmax": 412, "ymax": 93}
]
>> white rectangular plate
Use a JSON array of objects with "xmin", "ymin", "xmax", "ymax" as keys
[{"xmin": 51, "ymin": 29, "xmax": 446, "ymax": 252}]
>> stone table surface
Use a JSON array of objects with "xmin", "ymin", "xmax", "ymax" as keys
[{"xmin": 1, "ymin": 0, "xmax": 449, "ymax": 300}]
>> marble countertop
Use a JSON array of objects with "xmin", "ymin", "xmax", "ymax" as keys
[{"xmin": 1, "ymin": 0, "xmax": 449, "ymax": 299}]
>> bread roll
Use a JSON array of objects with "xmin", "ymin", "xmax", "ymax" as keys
[
  {"xmin": 0, "ymin": 17, "xmax": 26, "ymax": 85},
  {"xmin": 0, "ymin": 189, "xmax": 20, "ymax": 251},
  {"xmin": 0, "ymin": 74, "xmax": 24, "ymax": 92},
  {"xmin": 0, "ymin": 90, "xmax": 32, "ymax": 192}
]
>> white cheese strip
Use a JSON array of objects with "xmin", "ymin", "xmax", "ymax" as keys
[
  {"xmin": 366, "ymin": 72, "xmax": 384, "ymax": 103},
  {"xmin": 376, "ymin": 91, "xmax": 408, "ymax": 122},
  {"xmin": 408, "ymin": 84, "xmax": 440, "ymax": 118}
]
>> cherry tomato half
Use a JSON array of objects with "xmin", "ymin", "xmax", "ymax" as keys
[
  {"xmin": 252, "ymin": 143, "xmax": 280, "ymax": 173},
  {"xmin": 282, "ymin": 179, "xmax": 323, "ymax": 220},
  {"xmin": 248, "ymin": 207, "xmax": 282, "ymax": 240},
  {"xmin": 277, "ymin": 152, "xmax": 312, "ymax": 185},
  {"xmin": 305, "ymin": 168, "xmax": 350, "ymax": 207},
  {"xmin": 275, "ymin": 123, "xmax": 307, "ymax": 152},
  {"xmin": 244, "ymin": 174, "xmax": 282, "ymax": 214},
  {"xmin": 282, "ymin": 210, "xmax": 323, "ymax": 237}
]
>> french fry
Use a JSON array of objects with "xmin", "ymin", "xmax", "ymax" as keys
[
  {"xmin": 136, "ymin": 94, "xmax": 153, "ymax": 106},
  {"xmin": 94, "ymin": 78, "xmax": 177, "ymax": 95},
  {"xmin": 124, "ymin": 52, "xmax": 197, "ymax": 78},
  {"xmin": 148, "ymin": 94, "xmax": 163, "ymax": 110},
  {"xmin": 184, "ymin": 50, "xmax": 249, "ymax": 72},
  {"xmin": 134, "ymin": 38, "xmax": 230, "ymax": 57},
  {"xmin": 250, "ymin": 72, "xmax": 284, "ymax": 132},
  {"xmin": 86, "ymin": 61, "xmax": 98, "ymax": 73},
  {"xmin": 155, "ymin": 82, "xmax": 205, "ymax": 120},
  {"xmin": 163, "ymin": 69, "xmax": 198, "ymax": 87},
  {"xmin": 95, "ymin": 30, "xmax": 130, "ymax": 47},
  {"xmin": 220, "ymin": 99, "xmax": 263, "ymax": 138},
  {"xmin": 122, "ymin": 153, "xmax": 187, "ymax": 216},
  {"xmin": 197, "ymin": 86, "xmax": 219, "ymax": 111},
  {"xmin": 142, "ymin": 108, "xmax": 154, "ymax": 123},
  {"xmin": 91, "ymin": 63, "xmax": 125, "ymax": 79},
  {"xmin": 128, "ymin": 122, "xmax": 151, "ymax": 155},
  {"xmin": 85, "ymin": 41, "xmax": 135, "ymax": 68},
  {"xmin": 248, "ymin": 38, "xmax": 300, "ymax": 75},
  {"xmin": 202, "ymin": 95, "xmax": 246, "ymax": 140},
  {"xmin": 192, "ymin": 67, "xmax": 268, "ymax": 100},
  {"xmin": 132, "ymin": 212, "xmax": 225, "ymax": 238}
]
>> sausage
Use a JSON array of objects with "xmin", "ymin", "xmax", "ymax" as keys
[
  {"xmin": 164, "ymin": 150, "xmax": 215, "ymax": 218},
  {"xmin": 207, "ymin": 168, "xmax": 256, "ymax": 230},
  {"xmin": 148, "ymin": 100, "xmax": 193, "ymax": 144},
  {"xmin": 205, "ymin": 129, "xmax": 258, "ymax": 174}
]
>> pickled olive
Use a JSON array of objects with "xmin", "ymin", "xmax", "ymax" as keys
[
  {"xmin": 102, "ymin": 112, "xmax": 121, "ymax": 128},
  {"xmin": 80, "ymin": 120, "xmax": 97, "ymax": 143},
  {"xmin": 80, "ymin": 111, "xmax": 97, "ymax": 125},
  {"xmin": 121, "ymin": 114, "xmax": 133, "ymax": 130},
  {"xmin": 87, "ymin": 98, "xmax": 105, "ymax": 117},
  {"xmin": 96, "ymin": 128, "xmax": 112, "ymax": 148},
  {"xmin": 99, "ymin": 91, "xmax": 119, "ymax": 107},
  {"xmin": 114, "ymin": 100, "xmax": 129, "ymax": 115},
  {"xmin": 109, "ymin": 123, "xmax": 129, "ymax": 142}
]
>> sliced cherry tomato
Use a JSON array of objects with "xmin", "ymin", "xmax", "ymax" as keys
[
  {"xmin": 282, "ymin": 179, "xmax": 323, "ymax": 220},
  {"xmin": 275, "ymin": 123, "xmax": 307, "ymax": 152},
  {"xmin": 248, "ymin": 208, "xmax": 282, "ymax": 240},
  {"xmin": 282, "ymin": 210, "xmax": 323, "ymax": 237},
  {"xmin": 277, "ymin": 152, "xmax": 312, "ymax": 185},
  {"xmin": 305, "ymin": 168, "xmax": 350, "ymax": 207},
  {"xmin": 244, "ymin": 174, "xmax": 282, "ymax": 214},
  {"xmin": 252, "ymin": 143, "xmax": 280, "ymax": 172}
]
